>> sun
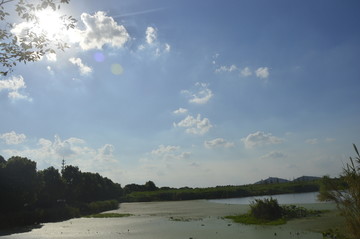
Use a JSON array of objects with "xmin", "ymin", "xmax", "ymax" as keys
[{"xmin": 35, "ymin": 9, "xmax": 66, "ymax": 40}]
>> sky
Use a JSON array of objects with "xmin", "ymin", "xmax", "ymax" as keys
[{"xmin": 1, "ymin": 0, "xmax": 360, "ymax": 187}]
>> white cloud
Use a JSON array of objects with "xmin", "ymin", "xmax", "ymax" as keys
[
  {"xmin": 146, "ymin": 26, "xmax": 157, "ymax": 45},
  {"xmin": 2, "ymin": 135, "xmax": 117, "ymax": 170},
  {"xmin": 69, "ymin": 57, "xmax": 92, "ymax": 75},
  {"xmin": 0, "ymin": 75, "xmax": 26, "ymax": 91},
  {"xmin": 261, "ymin": 151, "xmax": 287, "ymax": 159},
  {"xmin": 255, "ymin": 67, "xmax": 270, "ymax": 79},
  {"xmin": 174, "ymin": 114, "xmax": 213, "ymax": 135},
  {"xmin": 306, "ymin": 138, "xmax": 319, "ymax": 145},
  {"xmin": 242, "ymin": 131, "xmax": 283, "ymax": 149},
  {"xmin": 146, "ymin": 145, "xmax": 191, "ymax": 163},
  {"xmin": 182, "ymin": 82, "xmax": 213, "ymax": 104},
  {"xmin": 75, "ymin": 11, "xmax": 130, "ymax": 50},
  {"xmin": 240, "ymin": 67, "xmax": 252, "ymax": 77},
  {"xmin": 99, "ymin": 144, "xmax": 114, "ymax": 156},
  {"xmin": 173, "ymin": 108, "xmax": 188, "ymax": 114},
  {"xmin": 151, "ymin": 145, "xmax": 180, "ymax": 155},
  {"xmin": 139, "ymin": 26, "xmax": 170, "ymax": 56},
  {"xmin": 0, "ymin": 131, "xmax": 26, "ymax": 145},
  {"xmin": 0, "ymin": 75, "xmax": 31, "ymax": 101},
  {"xmin": 46, "ymin": 53, "xmax": 57, "ymax": 62},
  {"xmin": 164, "ymin": 43, "xmax": 171, "ymax": 52},
  {"xmin": 215, "ymin": 64, "xmax": 238, "ymax": 73},
  {"xmin": 204, "ymin": 138, "xmax": 234, "ymax": 149}
]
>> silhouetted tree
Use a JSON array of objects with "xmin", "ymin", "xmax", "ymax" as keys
[
  {"xmin": 0, "ymin": 156, "xmax": 39, "ymax": 212},
  {"xmin": 0, "ymin": 155, "xmax": 6, "ymax": 165},
  {"xmin": 145, "ymin": 180, "xmax": 158, "ymax": 191},
  {"xmin": 38, "ymin": 166, "xmax": 65, "ymax": 207}
]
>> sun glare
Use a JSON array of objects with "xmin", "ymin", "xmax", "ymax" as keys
[{"xmin": 35, "ymin": 9, "xmax": 65, "ymax": 39}]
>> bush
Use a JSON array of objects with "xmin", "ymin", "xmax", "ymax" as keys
[{"xmin": 250, "ymin": 198, "xmax": 282, "ymax": 220}]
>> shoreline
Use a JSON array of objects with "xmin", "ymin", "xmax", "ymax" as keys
[{"xmin": 0, "ymin": 200, "xmax": 344, "ymax": 239}]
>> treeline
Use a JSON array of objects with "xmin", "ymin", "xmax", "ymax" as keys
[
  {"xmin": 0, "ymin": 156, "xmax": 122, "ymax": 229},
  {"xmin": 121, "ymin": 179, "xmax": 323, "ymax": 202}
]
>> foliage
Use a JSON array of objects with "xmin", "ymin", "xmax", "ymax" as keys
[
  {"xmin": 0, "ymin": 0, "xmax": 76, "ymax": 76},
  {"xmin": 122, "ymin": 180, "xmax": 322, "ymax": 202},
  {"xmin": 318, "ymin": 144, "xmax": 360, "ymax": 239},
  {"xmin": 322, "ymin": 229, "xmax": 350, "ymax": 239},
  {"xmin": 250, "ymin": 197, "xmax": 282, "ymax": 220},
  {"xmin": 123, "ymin": 180, "xmax": 158, "ymax": 194},
  {"xmin": 226, "ymin": 198, "xmax": 324, "ymax": 225},
  {"xmin": 0, "ymin": 156, "xmax": 122, "ymax": 229}
]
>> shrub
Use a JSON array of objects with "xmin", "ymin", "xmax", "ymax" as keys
[{"xmin": 250, "ymin": 198, "xmax": 282, "ymax": 220}]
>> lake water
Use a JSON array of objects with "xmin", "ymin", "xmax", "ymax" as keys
[
  {"xmin": 0, "ymin": 197, "xmax": 336, "ymax": 239},
  {"xmin": 209, "ymin": 191, "xmax": 324, "ymax": 205}
]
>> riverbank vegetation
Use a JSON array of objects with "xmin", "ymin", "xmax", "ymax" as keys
[
  {"xmin": 121, "ymin": 179, "xmax": 322, "ymax": 202},
  {"xmin": 225, "ymin": 198, "xmax": 324, "ymax": 226},
  {"xmin": 318, "ymin": 144, "xmax": 360, "ymax": 239},
  {"xmin": 0, "ymin": 156, "xmax": 122, "ymax": 229}
]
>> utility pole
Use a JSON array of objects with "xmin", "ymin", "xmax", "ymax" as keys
[{"xmin": 61, "ymin": 158, "xmax": 66, "ymax": 172}]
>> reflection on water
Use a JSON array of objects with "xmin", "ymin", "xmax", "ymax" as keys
[{"xmin": 209, "ymin": 191, "xmax": 325, "ymax": 205}]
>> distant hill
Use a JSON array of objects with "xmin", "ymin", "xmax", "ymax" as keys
[
  {"xmin": 293, "ymin": 176, "xmax": 321, "ymax": 182},
  {"xmin": 254, "ymin": 177, "xmax": 290, "ymax": 184},
  {"xmin": 254, "ymin": 176, "xmax": 321, "ymax": 185}
]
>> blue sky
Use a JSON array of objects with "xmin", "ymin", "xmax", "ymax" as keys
[{"xmin": 1, "ymin": 0, "xmax": 360, "ymax": 187}]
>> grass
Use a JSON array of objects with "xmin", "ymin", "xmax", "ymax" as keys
[
  {"xmin": 84, "ymin": 213, "xmax": 132, "ymax": 218},
  {"xmin": 226, "ymin": 200, "xmax": 326, "ymax": 226},
  {"xmin": 225, "ymin": 214, "xmax": 286, "ymax": 225}
]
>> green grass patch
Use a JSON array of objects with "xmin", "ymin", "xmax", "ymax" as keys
[
  {"xmin": 84, "ymin": 213, "xmax": 132, "ymax": 218},
  {"xmin": 225, "ymin": 214, "xmax": 286, "ymax": 225},
  {"xmin": 226, "ymin": 198, "xmax": 326, "ymax": 226}
]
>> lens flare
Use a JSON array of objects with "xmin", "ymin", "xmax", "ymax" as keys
[{"xmin": 111, "ymin": 64, "xmax": 123, "ymax": 75}]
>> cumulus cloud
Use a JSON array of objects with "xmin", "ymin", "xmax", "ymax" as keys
[
  {"xmin": 204, "ymin": 138, "xmax": 234, "ymax": 149},
  {"xmin": 75, "ymin": 11, "xmax": 130, "ymax": 50},
  {"xmin": 242, "ymin": 131, "xmax": 283, "ymax": 149},
  {"xmin": 69, "ymin": 57, "xmax": 93, "ymax": 75},
  {"xmin": 2, "ymin": 135, "xmax": 116, "ymax": 169},
  {"xmin": 174, "ymin": 114, "xmax": 212, "ymax": 135},
  {"xmin": 214, "ymin": 62, "xmax": 270, "ymax": 80},
  {"xmin": 148, "ymin": 145, "xmax": 190, "ymax": 162},
  {"xmin": 146, "ymin": 26, "xmax": 157, "ymax": 45},
  {"xmin": 151, "ymin": 145, "xmax": 180, "ymax": 155},
  {"xmin": 182, "ymin": 82, "xmax": 213, "ymax": 104},
  {"xmin": 139, "ymin": 26, "xmax": 170, "ymax": 56},
  {"xmin": 215, "ymin": 64, "xmax": 238, "ymax": 73},
  {"xmin": 173, "ymin": 108, "xmax": 188, "ymax": 115},
  {"xmin": 0, "ymin": 131, "xmax": 26, "ymax": 145},
  {"xmin": 0, "ymin": 75, "xmax": 32, "ymax": 101},
  {"xmin": 255, "ymin": 67, "xmax": 270, "ymax": 79},
  {"xmin": 240, "ymin": 67, "xmax": 252, "ymax": 77}
]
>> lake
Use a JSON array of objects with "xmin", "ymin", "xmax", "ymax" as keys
[
  {"xmin": 209, "ymin": 191, "xmax": 324, "ymax": 205},
  {"xmin": 0, "ymin": 198, "xmax": 339, "ymax": 239}
]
